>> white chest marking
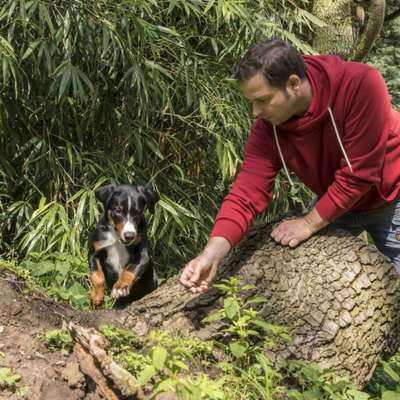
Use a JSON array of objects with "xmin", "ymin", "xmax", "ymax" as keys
[
  {"xmin": 97, "ymin": 230, "xmax": 129, "ymax": 275},
  {"xmin": 107, "ymin": 241, "xmax": 129, "ymax": 274}
]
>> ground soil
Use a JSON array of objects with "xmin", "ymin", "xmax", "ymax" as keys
[{"xmin": 0, "ymin": 268, "xmax": 103, "ymax": 400}]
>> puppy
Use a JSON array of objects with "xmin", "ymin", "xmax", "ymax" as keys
[{"xmin": 88, "ymin": 184, "xmax": 159, "ymax": 307}]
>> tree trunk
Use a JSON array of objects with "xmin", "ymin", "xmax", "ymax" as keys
[
  {"xmin": 1, "ymin": 223, "xmax": 399, "ymax": 387},
  {"xmin": 312, "ymin": 0, "xmax": 385, "ymax": 61},
  {"xmin": 353, "ymin": 0, "xmax": 386, "ymax": 61}
]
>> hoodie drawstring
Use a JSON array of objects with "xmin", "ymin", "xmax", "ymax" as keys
[
  {"xmin": 272, "ymin": 106, "xmax": 353, "ymax": 187},
  {"xmin": 273, "ymin": 125, "xmax": 294, "ymax": 186},
  {"xmin": 327, "ymin": 106, "xmax": 353, "ymax": 173}
]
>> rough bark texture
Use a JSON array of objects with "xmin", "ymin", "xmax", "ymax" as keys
[
  {"xmin": 1, "ymin": 223, "xmax": 400, "ymax": 388},
  {"xmin": 353, "ymin": 0, "xmax": 386, "ymax": 61},
  {"xmin": 312, "ymin": 0, "xmax": 354, "ymax": 57},
  {"xmin": 312, "ymin": 0, "xmax": 385, "ymax": 61},
  {"xmin": 70, "ymin": 323, "xmax": 146, "ymax": 399}
]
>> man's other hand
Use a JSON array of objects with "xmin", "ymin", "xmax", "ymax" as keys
[
  {"xmin": 271, "ymin": 208, "xmax": 328, "ymax": 248},
  {"xmin": 180, "ymin": 237, "xmax": 231, "ymax": 293}
]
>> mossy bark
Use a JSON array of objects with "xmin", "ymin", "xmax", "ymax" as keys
[{"xmin": 312, "ymin": 0, "xmax": 386, "ymax": 61}]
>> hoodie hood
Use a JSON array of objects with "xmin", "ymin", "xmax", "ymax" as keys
[
  {"xmin": 277, "ymin": 55, "xmax": 346, "ymax": 134},
  {"xmin": 272, "ymin": 55, "xmax": 353, "ymax": 186}
]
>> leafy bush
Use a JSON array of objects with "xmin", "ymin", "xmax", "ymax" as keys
[
  {"xmin": 0, "ymin": 0, "xmax": 316, "ymax": 274},
  {"xmin": 368, "ymin": 17, "xmax": 400, "ymax": 108},
  {"xmin": 0, "ymin": 367, "xmax": 22, "ymax": 392},
  {"xmin": 41, "ymin": 329, "xmax": 73, "ymax": 352},
  {"xmin": 19, "ymin": 252, "xmax": 92, "ymax": 309}
]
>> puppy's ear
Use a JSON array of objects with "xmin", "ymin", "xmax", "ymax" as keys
[
  {"xmin": 95, "ymin": 184, "xmax": 116, "ymax": 208},
  {"xmin": 137, "ymin": 186, "xmax": 159, "ymax": 213}
]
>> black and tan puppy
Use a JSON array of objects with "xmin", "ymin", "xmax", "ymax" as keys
[{"xmin": 88, "ymin": 184, "xmax": 159, "ymax": 307}]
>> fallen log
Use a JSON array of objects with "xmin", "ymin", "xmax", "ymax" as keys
[
  {"xmin": 69, "ymin": 322, "xmax": 146, "ymax": 399},
  {"xmin": 1, "ymin": 222, "xmax": 399, "ymax": 387}
]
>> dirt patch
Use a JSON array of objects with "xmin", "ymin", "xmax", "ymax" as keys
[{"xmin": 0, "ymin": 269, "xmax": 103, "ymax": 399}]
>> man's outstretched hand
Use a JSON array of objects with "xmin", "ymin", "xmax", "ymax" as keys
[
  {"xmin": 271, "ymin": 207, "xmax": 328, "ymax": 247},
  {"xmin": 180, "ymin": 237, "xmax": 231, "ymax": 293}
]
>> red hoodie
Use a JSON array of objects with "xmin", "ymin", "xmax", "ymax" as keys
[{"xmin": 211, "ymin": 55, "xmax": 400, "ymax": 248}]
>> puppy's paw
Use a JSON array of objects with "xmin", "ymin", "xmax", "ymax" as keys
[
  {"xmin": 111, "ymin": 285, "xmax": 130, "ymax": 299},
  {"xmin": 111, "ymin": 270, "xmax": 136, "ymax": 299}
]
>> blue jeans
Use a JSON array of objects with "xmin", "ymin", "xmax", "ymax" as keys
[{"xmin": 331, "ymin": 199, "xmax": 400, "ymax": 273}]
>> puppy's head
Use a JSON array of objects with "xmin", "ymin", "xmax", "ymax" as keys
[{"xmin": 95, "ymin": 184, "xmax": 159, "ymax": 245}]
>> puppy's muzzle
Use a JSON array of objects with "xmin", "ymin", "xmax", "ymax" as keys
[{"xmin": 122, "ymin": 231, "xmax": 136, "ymax": 243}]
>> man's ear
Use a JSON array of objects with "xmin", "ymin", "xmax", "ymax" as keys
[
  {"xmin": 95, "ymin": 184, "xmax": 116, "ymax": 208},
  {"xmin": 287, "ymin": 74, "xmax": 301, "ymax": 91},
  {"xmin": 137, "ymin": 186, "xmax": 159, "ymax": 213}
]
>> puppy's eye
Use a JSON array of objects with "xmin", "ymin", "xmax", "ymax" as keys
[{"xmin": 113, "ymin": 206, "xmax": 123, "ymax": 213}]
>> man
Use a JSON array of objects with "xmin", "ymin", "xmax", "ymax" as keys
[{"xmin": 180, "ymin": 38, "xmax": 400, "ymax": 294}]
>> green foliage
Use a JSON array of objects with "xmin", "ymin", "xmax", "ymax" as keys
[
  {"xmin": 99, "ymin": 324, "xmax": 221, "ymax": 398},
  {"xmin": 94, "ymin": 278, "xmax": 399, "ymax": 399},
  {"xmin": 203, "ymin": 277, "xmax": 290, "ymax": 368},
  {"xmin": 365, "ymin": 353, "xmax": 400, "ymax": 399},
  {"xmin": 284, "ymin": 360, "xmax": 370, "ymax": 400},
  {"xmin": 41, "ymin": 329, "xmax": 73, "ymax": 352},
  {"xmin": 0, "ymin": 367, "xmax": 22, "ymax": 392},
  {"xmin": 368, "ymin": 18, "xmax": 400, "ymax": 108},
  {"xmin": 18, "ymin": 251, "xmax": 94, "ymax": 309},
  {"xmin": 0, "ymin": 0, "xmax": 317, "ymax": 276},
  {"xmin": 98, "ymin": 324, "xmax": 144, "ymax": 352}
]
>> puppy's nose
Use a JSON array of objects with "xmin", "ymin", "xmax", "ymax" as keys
[{"xmin": 123, "ymin": 232, "xmax": 136, "ymax": 242}]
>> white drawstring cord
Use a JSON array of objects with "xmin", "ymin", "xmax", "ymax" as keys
[
  {"xmin": 327, "ymin": 106, "xmax": 353, "ymax": 173},
  {"xmin": 273, "ymin": 107, "xmax": 352, "ymax": 188},
  {"xmin": 273, "ymin": 125, "xmax": 294, "ymax": 186}
]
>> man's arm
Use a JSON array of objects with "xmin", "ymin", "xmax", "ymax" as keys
[
  {"xmin": 180, "ymin": 119, "xmax": 281, "ymax": 292},
  {"xmin": 210, "ymin": 119, "xmax": 282, "ymax": 247}
]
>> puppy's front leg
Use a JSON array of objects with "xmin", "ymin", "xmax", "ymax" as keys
[
  {"xmin": 111, "ymin": 246, "xmax": 150, "ymax": 299},
  {"xmin": 110, "ymin": 268, "xmax": 137, "ymax": 300},
  {"xmin": 89, "ymin": 256, "xmax": 106, "ymax": 306}
]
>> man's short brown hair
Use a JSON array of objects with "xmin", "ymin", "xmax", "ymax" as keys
[{"xmin": 232, "ymin": 38, "xmax": 307, "ymax": 88}]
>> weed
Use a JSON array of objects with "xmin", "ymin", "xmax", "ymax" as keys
[
  {"xmin": 0, "ymin": 367, "xmax": 21, "ymax": 392},
  {"xmin": 41, "ymin": 329, "xmax": 73, "ymax": 353}
]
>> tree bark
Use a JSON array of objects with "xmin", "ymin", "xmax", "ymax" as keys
[
  {"xmin": 1, "ymin": 223, "xmax": 399, "ymax": 387},
  {"xmin": 353, "ymin": 0, "xmax": 386, "ymax": 61},
  {"xmin": 70, "ymin": 323, "xmax": 146, "ymax": 399},
  {"xmin": 312, "ymin": 0, "xmax": 385, "ymax": 61}
]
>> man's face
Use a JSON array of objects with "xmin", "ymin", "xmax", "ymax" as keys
[{"xmin": 240, "ymin": 73, "xmax": 299, "ymax": 126}]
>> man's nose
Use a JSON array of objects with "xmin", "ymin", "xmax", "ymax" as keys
[{"xmin": 252, "ymin": 104, "xmax": 261, "ymax": 118}]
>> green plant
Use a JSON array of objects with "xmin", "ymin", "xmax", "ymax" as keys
[
  {"xmin": 19, "ymin": 252, "xmax": 93, "ymax": 309},
  {"xmin": 99, "ymin": 324, "xmax": 224, "ymax": 399},
  {"xmin": 0, "ymin": 367, "xmax": 22, "ymax": 392},
  {"xmin": 203, "ymin": 277, "xmax": 290, "ymax": 367},
  {"xmin": 93, "ymin": 281, "xmax": 400, "ymax": 399},
  {"xmin": 367, "ymin": 6, "xmax": 400, "ymax": 108},
  {"xmin": 284, "ymin": 360, "xmax": 371, "ymax": 400},
  {"xmin": 365, "ymin": 353, "xmax": 400, "ymax": 399},
  {"xmin": 41, "ymin": 329, "xmax": 73, "ymax": 352}
]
